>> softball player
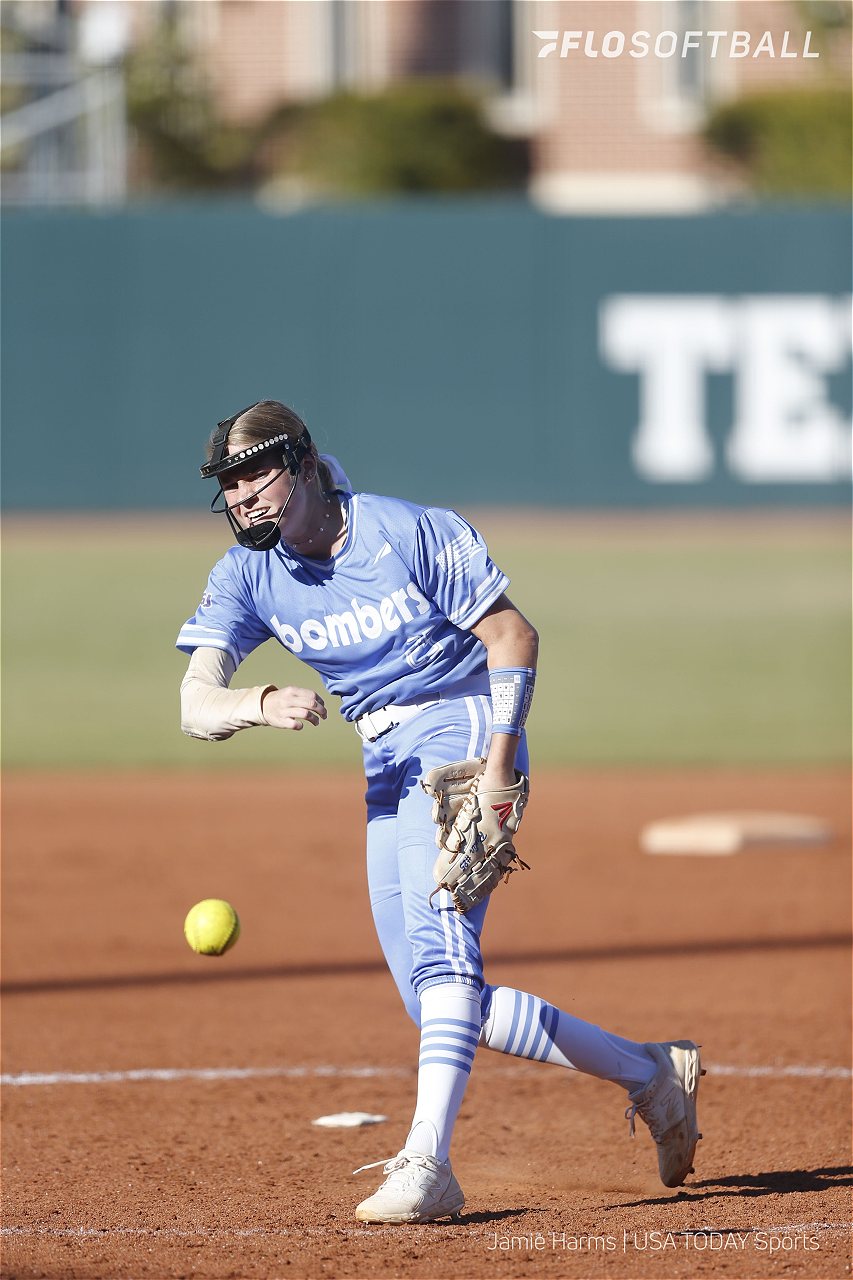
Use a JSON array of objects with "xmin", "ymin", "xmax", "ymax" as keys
[{"xmin": 177, "ymin": 400, "xmax": 702, "ymax": 1224}]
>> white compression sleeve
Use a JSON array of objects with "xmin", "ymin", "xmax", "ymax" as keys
[{"xmin": 180, "ymin": 648, "xmax": 276, "ymax": 742}]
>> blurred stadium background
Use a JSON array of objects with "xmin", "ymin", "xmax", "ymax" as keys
[
  {"xmin": 3, "ymin": 14, "xmax": 850, "ymax": 1277},
  {"xmin": 1, "ymin": 0, "xmax": 850, "ymax": 771}
]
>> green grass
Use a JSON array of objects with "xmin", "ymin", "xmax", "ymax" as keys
[{"xmin": 2, "ymin": 516, "xmax": 848, "ymax": 769}]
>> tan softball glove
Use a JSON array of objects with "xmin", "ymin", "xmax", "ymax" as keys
[
  {"xmin": 421, "ymin": 757, "xmax": 486, "ymax": 841},
  {"xmin": 421, "ymin": 760, "xmax": 530, "ymax": 914}
]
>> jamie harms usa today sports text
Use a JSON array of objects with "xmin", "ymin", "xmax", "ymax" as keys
[{"xmin": 487, "ymin": 1228, "xmax": 822, "ymax": 1254}]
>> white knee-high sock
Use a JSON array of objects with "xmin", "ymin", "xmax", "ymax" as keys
[
  {"xmin": 405, "ymin": 983, "xmax": 481, "ymax": 1164},
  {"xmin": 481, "ymin": 985, "xmax": 656, "ymax": 1093}
]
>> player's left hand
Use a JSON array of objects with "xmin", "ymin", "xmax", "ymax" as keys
[{"xmin": 421, "ymin": 761, "xmax": 530, "ymax": 913}]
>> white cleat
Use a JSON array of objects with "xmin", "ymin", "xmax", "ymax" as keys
[
  {"xmin": 625, "ymin": 1040, "xmax": 703, "ymax": 1188},
  {"xmin": 354, "ymin": 1150, "xmax": 465, "ymax": 1223}
]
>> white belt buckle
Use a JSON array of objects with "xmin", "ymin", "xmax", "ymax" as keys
[
  {"xmin": 356, "ymin": 697, "xmax": 440, "ymax": 743},
  {"xmin": 357, "ymin": 709, "xmax": 397, "ymax": 743}
]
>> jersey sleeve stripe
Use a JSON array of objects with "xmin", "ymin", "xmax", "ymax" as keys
[
  {"xmin": 176, "ymin": 628, "xmax": 240, "ymax": 664},
  {"xmin": 446, "ymin": 568, "xmax": 509, "ymax": 629},
  {"xmin": 178, "ymin": 624, "xmax": 231, "ymax": 640}
]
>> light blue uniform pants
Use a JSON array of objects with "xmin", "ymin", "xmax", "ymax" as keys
[{"xmin": 363, "ymin": 694, "xmax": 529, "ymax": 1027}]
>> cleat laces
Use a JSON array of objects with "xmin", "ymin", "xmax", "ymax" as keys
[
  {"xmin": 625, "ymin": 1103, "xmax": 642, "ymax": 1139},
  {"xmin": 625, "ymin": 1100, "xmax": 657, "ymax": 1140},
  {"xmin": 353, "ymin": 1151, "xmax": 439, "ymax": 1182},
  {"xmin": 625, "ymin": 1081, "xmax": 667, "ymax": 1143},
  {"xmin": 353, "ymin": 1156, "xmax": 397, "ymax": 1176}
]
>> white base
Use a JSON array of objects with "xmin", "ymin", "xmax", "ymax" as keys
[{"xmin": 641, "ymin": 812, "xmax": 833, "ymax": 856}]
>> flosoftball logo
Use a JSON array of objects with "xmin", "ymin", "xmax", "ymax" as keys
[{"xmin": 533, "ymin": 30, "xmax": 819, "ymax": 59}]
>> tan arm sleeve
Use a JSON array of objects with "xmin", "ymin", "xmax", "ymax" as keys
[{"xmin": 180, "ymin": 647, "xmax": 276, "ymax": 742}]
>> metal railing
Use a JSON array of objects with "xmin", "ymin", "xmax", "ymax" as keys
[{"xmin": 1, "ymin": 51, "xmax": 127, "ymax": 206}]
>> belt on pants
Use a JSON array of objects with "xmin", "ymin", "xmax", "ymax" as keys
[{"xmin": 354, "ymin": 698, "xmax": 440, "ymax": 743}]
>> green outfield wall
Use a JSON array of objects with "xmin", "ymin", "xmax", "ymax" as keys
[{"xmin": 2, "ymin": 201, "xmax": 850, "ymax": 510}]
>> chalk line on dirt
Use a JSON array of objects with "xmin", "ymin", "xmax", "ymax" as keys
[
  {"xmin": 1, "ymin": 1065, "xmax": 409, "ymax": 1087},
  {"xmin": 710, "ymin": 1064, "xmax": 851, "ymax": 1079},
  {"xmin": 2, "ymin": 1223, "xmax": 851, "ymax": 1242},
  {"xmin": 1, "ymin": 1061, "xmax": 851, "ymax": 1088}
]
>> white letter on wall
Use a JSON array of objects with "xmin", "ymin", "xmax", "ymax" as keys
[
  {"xmin": 726, "ymin": 296, "xmax": 852, "ymax": 480},
  {"xmin": 600, "ymin": 296, "xmax": 733, "ymax": 481}
]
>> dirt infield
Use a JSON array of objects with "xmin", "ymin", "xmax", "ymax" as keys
[{"xmin": 2, "ymin": 769, "xmax": 851, "ymax": 1280}]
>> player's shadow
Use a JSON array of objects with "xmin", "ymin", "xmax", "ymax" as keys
[
  {"xmin": 456, "ymin": 1207, "xmax": 540, "ymax": 1226},
  {"xmin": 613, "ymin": 1165, "xmax": 853, "ymax": 1208}
]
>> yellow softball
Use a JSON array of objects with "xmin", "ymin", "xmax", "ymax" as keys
[{"xmin": 183, "ymin": 899, "xmax": 240, "ymax": 956}]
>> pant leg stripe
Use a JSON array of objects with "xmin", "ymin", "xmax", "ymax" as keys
[
  {"xmin": 437, "ymin": 707, "xmax": 479, "ymax": 981},
  {"xmin": 535, "ymin": 1002, "xmax": 561, "ymax": 1062},
  {"xmin": 438, "ymin": 895, "xmax": 456, "ymax": 971},
  {"xmin": 516, "ymin": 997, "xmax": 541, "ymax": 1059},
  {"xmin": 478, "ymin": 694, "xmax": 493, "ymax": 749},
  {"xmin": 502, "ymin": 989, "xmax": 524, "ymax": 1057},
  {"xmin": 525, "ymin": 1002, "xmax": 552, "ymax": 1062},
  {"xmin": 435, "ymin": 899, "xmax": 474, "ymax": 982},
  {"xmin": 514, "ymin": 998, "xmax": 548, "ymax": 1059},
  {"xmin": 507, "ymin": 992, "xmax": 534, "ymax": 1057},
  {"xmin": 451, "ymin": 907, "xmax": 477, "ymax": 979},
  {"xmin": 446, "ymin": 695, "xmax": 488, "ymax": 982},
  {"xmin": 464, "ymin": 696, "xmax": 480, "ymax": 760}
]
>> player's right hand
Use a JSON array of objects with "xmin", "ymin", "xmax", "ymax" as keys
[{"xmin": 260, "ymin": 686, "xmax": 327, "ymax": 731}]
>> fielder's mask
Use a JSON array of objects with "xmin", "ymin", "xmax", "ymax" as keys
[{"xmin": 201, "ymin": 402, "xmax": 312, "ymax": 552}]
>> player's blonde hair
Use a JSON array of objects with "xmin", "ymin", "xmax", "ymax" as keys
[{"xmin": 207, "ymin": 400, "xmax": 334, "ymax": 492}]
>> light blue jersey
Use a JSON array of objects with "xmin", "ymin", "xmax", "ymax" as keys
[{"xmin": 176, "ymin": 492, "xmax": 509, "ymax": 720}]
